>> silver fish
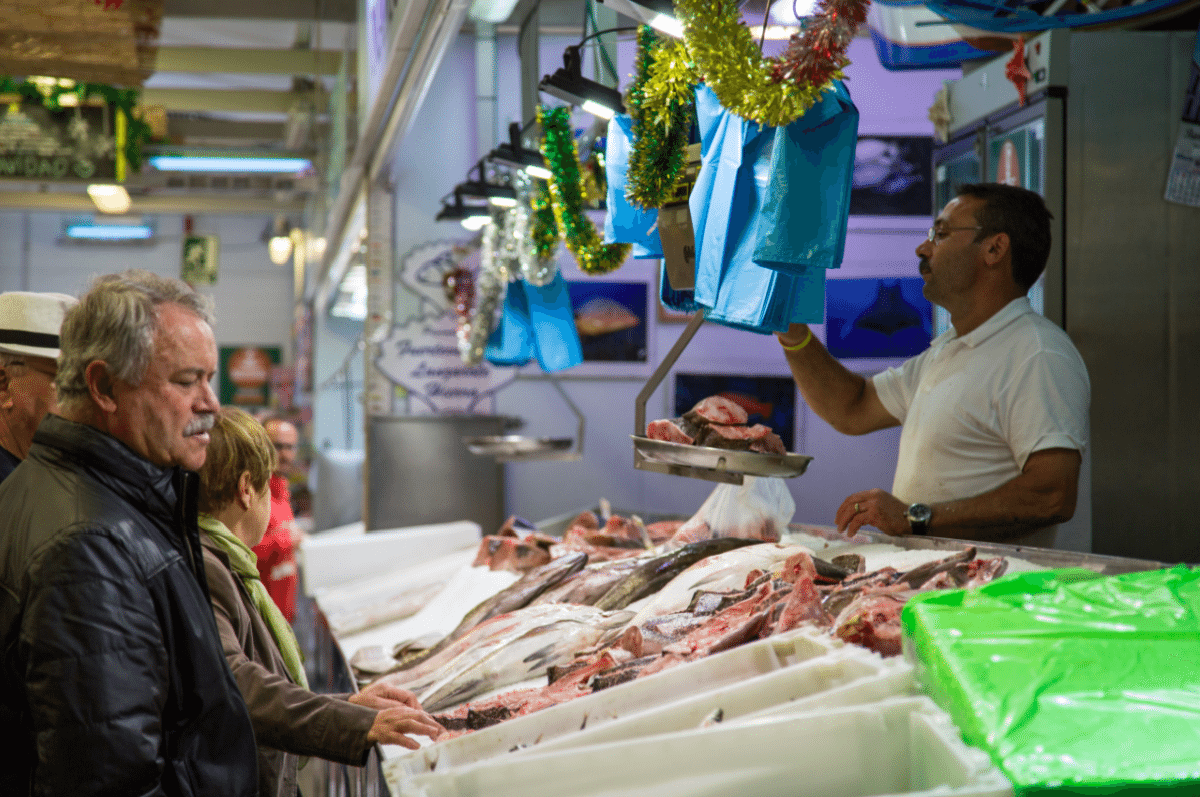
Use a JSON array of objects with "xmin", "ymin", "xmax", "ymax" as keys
[
  {"xmin": 405, "ymin": 604, "xmax": 633, "ymax": 712},
  {"xmin": 394, "ymin": 552, "xmax": 588, "ymax": 671}
]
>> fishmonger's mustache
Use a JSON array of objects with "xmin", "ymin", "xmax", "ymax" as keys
[{"xmin": 184, "ymin": 414, "xmax": 215, "ymax": 436}]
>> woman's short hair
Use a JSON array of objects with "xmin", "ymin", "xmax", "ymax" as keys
[
  {"xmin": 198, "ymin": 407, "xmax": 277, "ymax": 512},
  {"xmin": 56, "ymin": 270, "xmax": 215, "ymax": 415}
]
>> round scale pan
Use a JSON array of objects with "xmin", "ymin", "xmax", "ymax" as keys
[
  {"xmin": 464, "ymin": 435, "xmax": 577, "ymax": 462},
  {"xmin": 632, "ymin": 436, "xmax": 813, "ymax": 478}
]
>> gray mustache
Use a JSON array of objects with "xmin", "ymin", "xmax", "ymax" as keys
[{"xmin": 184, "ymin": 415, "xmax": 215, "ymax": 436}]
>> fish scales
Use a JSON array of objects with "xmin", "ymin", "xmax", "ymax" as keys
[{"xmin": 593, "ymin": 538, "xmax": 761, "ymax": 611}]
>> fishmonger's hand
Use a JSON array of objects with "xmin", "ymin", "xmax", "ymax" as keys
[{"xmin": 836, "ymin": 488, "xmax": 911, "ymax": 537}]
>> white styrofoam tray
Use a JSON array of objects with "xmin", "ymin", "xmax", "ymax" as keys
[
  {"xmin": 518, "ymin": 645, "xmax": 916, "ymax": 756},
  {"xmin": 385, "ymin": 628, "xmax": 840, "ymax": 779},
  {"xmin": 398, "ymin": 695, "xmax": 1013, "ymax": 797},
  {"xmin": 302, "ymin": 519, "xmax": 482, "ymax": 592}
]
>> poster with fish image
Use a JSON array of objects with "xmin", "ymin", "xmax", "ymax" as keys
[
  {"xmin": 565, "ymin": 280, "xmax": 648, "ymax": 364},
  {"xmin": 673, "ymin": 374, "xmax": 799, "ymax": 452},
  {"xmin": 850, "ymin": 136, "xmax": 933, "ymax": 217},
  {"xmin": 825, "ymin": 277, "xmax": 931, "ymax": 359}
]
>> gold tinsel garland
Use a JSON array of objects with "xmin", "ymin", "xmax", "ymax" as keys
[
  {"xmin": 538, "ymin": 105, "xmax": 631, "ymax": 276},
  {"xmin": 625, "ymin": 25, "xmax": 693, "ymax": 210},
  {"xmin": 670, "ymin": 0, "xmax": 866, "ymax": 128}
]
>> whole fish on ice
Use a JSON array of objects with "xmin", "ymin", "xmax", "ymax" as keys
[{"xmin": 382, "ymin": 603, "xmax": 633, "ymax": 712}]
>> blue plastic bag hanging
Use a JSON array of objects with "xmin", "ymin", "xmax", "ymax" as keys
[
  {"xmin": 485, "ymin": 280, "xmax": 534, "ymax": 366},
  {"xmin": 689, "ymin": 85, "xmax": 826, "ymax": 333},
  {"xmin": 604, "ymin": 114, "xmax": 664, "ymax": 259},
  {"xmin": 659, "ymin": 261, "xmax": 703, "ymax": 315},
  {"xmin": 753, "ymin": 81, "xmax": 858, "ymax": 275},
  {"xmin": 523, "ymin": 271, "xmax": 583, "ymax": 372}
]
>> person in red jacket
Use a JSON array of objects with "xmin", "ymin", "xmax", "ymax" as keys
[{"xmin": 253, "ymin": 417, "xmax": 302, "ymax": 622}]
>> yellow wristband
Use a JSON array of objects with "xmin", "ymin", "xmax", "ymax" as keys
[{"xmin": 779, "ymin": 329, "xmax": 813, "ymax": 352}]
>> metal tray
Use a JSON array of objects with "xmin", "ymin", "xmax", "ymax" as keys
[
  {"xmin": 464, "ymin": 435, "xmax": 577, "ymax": 462},
  {"xmin": 632, "ymin": 436, "xmax": 813, "ymax": 479}
]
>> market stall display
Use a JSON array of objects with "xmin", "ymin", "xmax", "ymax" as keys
[{"xmin": 310, "ymin": 504, "xmax": 1169, "ymax": 797}]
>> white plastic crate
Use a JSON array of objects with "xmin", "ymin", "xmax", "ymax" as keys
[
  {"xmin": 399, "ymin": 696, "xmax": 1013, "ymax": 797},
  {"xmin": 520, "ymin": 646, "xmax": 915, "ymax": 756},
  {"xmin": 386, "ymin": 631, "xmax": 839, "ymax": 780}
]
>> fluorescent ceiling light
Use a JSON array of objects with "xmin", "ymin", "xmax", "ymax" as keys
[
  {"xmin": 461, "ymin": 216, "xmax": 491, "ymax": 231},
  {"xmin": 489, "ymin": 196, "xmax": 518, "ymax": 207},
  {"xmin": 649, "ymin": 13, "xmax": 684, "ymax": 37},
  {"xmin": 581, "ymin": 99, "xmax": 616, "ymax": 120},
  {"xmin": 86, "ymin": 184, "xmax": 131, "ymax": 214},
  {"xmin": 65, "ymin": 223, "xmax": 154, "ymax": 241},
  {"xmin": 597, "ymin": 0, "xmax": 683, "ymax": 38},
  {"xmin": 525, "ymin": 164, "xmax": 552, "ymax": 180},
  {"xmin": 148, "ymin": 156, "xmax": 311, "ymax": 174}
]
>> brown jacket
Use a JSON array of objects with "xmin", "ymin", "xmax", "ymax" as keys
[{"xmin": 201, "ymin": 539, "xmax": 378, "ymax": 797}]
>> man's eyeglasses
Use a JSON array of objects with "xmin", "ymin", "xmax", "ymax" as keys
[{"xmin": 927, "ymin": 226, "xmax": 984, "ymax": 244}]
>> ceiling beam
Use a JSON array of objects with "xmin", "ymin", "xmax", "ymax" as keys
[
  {"xmin": 0, "ymin": 191, "xmax": 306, "ymax": 214},
  {"xmin": 141, "ymin": 88, "xmax": 304, "ymax": 114},
  {"xmin": 167, "ymin": 115, "xmax": 329, "ymax": 146},
  {"xmin": 155, "ymin": 46, "xmax": 346, "ymax": 76},
  {"xmin": 162, "ymin": 0, "xmax": 356, "ymax": 22}
]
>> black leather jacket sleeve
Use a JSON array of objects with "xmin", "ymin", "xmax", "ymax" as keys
[{"xmin": 23, "ymin": 529, "xmax": 173, "ymax": 797}]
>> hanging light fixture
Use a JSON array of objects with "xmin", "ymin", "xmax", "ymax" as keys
[
  {"xmin": 539, "ymin": 38, "xmax": 630, "ymax": 119},
  {"xmin": 488, "ymin": 122, "xmax": 552, "ymax": 180},
  {"xmin": 86, "ymin": 184, "xmax": 132, "ymax": 214},
  {"xmin": 268, "ymin": 215, "xmax": 294, "ymax": 265},
  {"xmin": 456, "ymin": 160, "xmax": 519, "ymax": 207},
  {"xmin": 597, "ymin": 0, "xmax": 683, "ymax": 37},
  {"xmin": 435, "ymin": 191, "xmax": 492, "ymax": 229}
]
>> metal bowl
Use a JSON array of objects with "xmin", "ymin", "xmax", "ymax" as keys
[
  {"xmin": 463, "ymin": 435, "xmax": 576, "ymax": 461},
  {"xmin": 632, "ymin": 436, "xmax": 813, "ymax": 479}
]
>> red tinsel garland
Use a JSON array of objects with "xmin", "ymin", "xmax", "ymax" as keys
[
  {"xmin": 1005, "ymin": 38, "xmax": 1031, "ymax": 107},
  {"xmin": 772, "ymin": 0, "xmax": 870, "ymax": 91}
]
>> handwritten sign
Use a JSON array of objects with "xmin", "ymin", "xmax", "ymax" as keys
[{"xmin": 374, "ymin": 315, "xmax": 514, "ymax": 414}]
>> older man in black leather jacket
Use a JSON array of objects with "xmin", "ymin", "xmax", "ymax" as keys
[{"xmin": 0, "ymin": 270, "xmax": 258, "ymax": 796}]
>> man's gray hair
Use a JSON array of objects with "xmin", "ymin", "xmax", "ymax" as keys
[{"xmin": 56, "ymin": 270, "xmax": 215, "ymax": 414}]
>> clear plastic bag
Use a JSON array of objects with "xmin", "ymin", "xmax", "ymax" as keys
[{"xmin": 668, "ymin": 476, "xmax": 795, "ymax": 547}]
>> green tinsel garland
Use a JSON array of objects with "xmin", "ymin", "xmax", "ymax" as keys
[
  {"xmin": 538, "ymin": 105, "xmax": 631, "ymax": 276},
  {"xmin": 641, "ymin": 36, "xmax": 699, "ymax": 131},
  {"xmin": 625, "ymin": 25, "xmax": 693, "ymax": 210},
  {"xmin": 0, "ymin": 76, "xmax": 155, "ymax": 172},
  {"xmin": 672, "ymin": 0, "xmax": 837, "ymax": 128},
  {"xmin": 531, "ymin": 180, "xmax": 560, "ymax": 262}
]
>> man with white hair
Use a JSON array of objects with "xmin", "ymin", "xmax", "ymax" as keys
[
  {"xmin": 0, "ymin": 270, "xmax": 259, "ymax": 796},
  {"xmin": 0, "ymin": 291, "xmax": 76, "ymax": 482}
]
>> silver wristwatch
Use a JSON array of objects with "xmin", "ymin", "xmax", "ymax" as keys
[{"xmin": 905, "ymin": 503, "xmax": 932, "ymax": 536}]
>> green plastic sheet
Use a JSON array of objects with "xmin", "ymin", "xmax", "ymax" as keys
[{"xmin": 902, "ymin": 565, "xmax": 1200, "ymax": 796}]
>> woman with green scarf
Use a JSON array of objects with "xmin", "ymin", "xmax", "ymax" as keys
[{"xmin": 197, "ymin": 407, "xmax": 443, "ymax": 797}]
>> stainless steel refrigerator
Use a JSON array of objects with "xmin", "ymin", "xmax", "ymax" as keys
[{"xmin": 934, "ymin": 29, "xmax": 1200, "ymax": 562}]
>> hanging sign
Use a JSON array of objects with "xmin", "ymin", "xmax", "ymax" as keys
[
  {"xmin": 375, "ymin": 239, "xmax": 514, "ymax": 414},
  {"xmin": 374, "ymin": 315, "xmax": 514, "ymax": 414},
  {"xmin": 1164, "ymin": 27, "xmax": 1200, "ymax": 207},
  {"xmin": 0, "ymin": 100, "xmax": 117, "ymax": 182},
  {"xmin": 181, "ymin": 235, "xmax": 220, "ymax": 285},
  {"xmin": 219, "ymin": 346, "xmax": 282, "ymax": 407}
]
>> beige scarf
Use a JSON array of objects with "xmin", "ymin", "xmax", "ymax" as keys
[{"xmin": 198, "ymin": 514, "xmax": 309, "ymax": 689}]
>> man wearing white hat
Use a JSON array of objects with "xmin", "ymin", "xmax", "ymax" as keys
[{"xmin": 0, "ymin": 291, "xmax": 77, "ymax": 482}]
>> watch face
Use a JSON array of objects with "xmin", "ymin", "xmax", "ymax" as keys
[{"xmin": 908, "ymin": 503, "xmax": 932, "ymax": 524}]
